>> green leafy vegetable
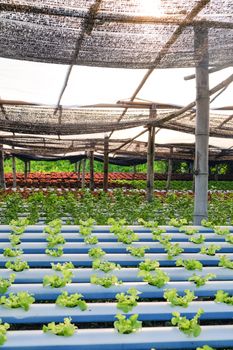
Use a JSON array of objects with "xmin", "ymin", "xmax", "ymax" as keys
[
  {"xmin": 84, "ymin": 236, "xmax": 99, "ymax": 245},
  {"xmin": 189, "ymin": 235, "xmax": 206, "ymax": 244},
  {"xmin": 0, "ymin": 319, "xmax": 10, "ymax": 345},
  {"xmin": 43, "ymin": 270, "xmax": 73, "ymax": 288},
  {"xmin": 92, "ymin": 259, "xmax": 121, "ymax": 273},
  {"xmin": 171, "ymin": 309, "xmax": 204, "ymax": 337},
  {"xmin": 164, "ymin": 288, "xmax": 196, "ymax": 307},
  {"xmin": 151, "ymin": 228, "xmax": 166, "ymax": 238},
  {"xmin": 138, "ymin": 269, "xmax": 170, "ymax": 287},
  {"xmin": 126, "ymin": 246, "xmax": 149, "ymax": 258},
  {"xmin": 200, "ymin": 245, "xmax": 221, "ymax": 256},
  {"xmin": 225, "ymin": 235, "xmax": 233, "ymax": 244},
  {"xmin": 43, "ymin": 317, "xmax": 77, "ymax": 337},
  {"xmin": 114, "ymin": 314, "xmax": 142, "ymax": 334},
  {"xmin": 138, "ymin": 218, "xmax": 158, "ymax": 229},
  {"xmin": 46, "ymin": 234, "xmax": 66, "ymax": 248},
  {"xmin": 9, "ymin": 234, "xmax": 21, "ymax": 246},
  {"xmin": 0, "ymin": 274, "xmax": 15, "ymax": 294},
  {"xmin": 214, "ymin": 227, "xmax": 230, "ymax": 236},
  {"xmin": 5, "ymin": 259, "xmax": 29, "ymax": 272},
  {"xmin": 116, "ymin": 288, "xmax": 141, "ymax": 313},
  {"xmin": 179, "ymin": 227, "xmax": 199, "ymax": 235},
  {"xmin": 0, "ymin": 292, "xmax": 35, "ymax": 311},
  {"xmin": 201, "ymin": 219, "xmax": 214, "ymax": 228},
  {"xmin": 176, "ymin": 259, "xmax": 203, "ymax": 271},
  {"xmin": 196, "ymin": 346, "xmax": 215, "ymax": 350},
  {"xmin": 44, "ymin": 219, "xmax": 62, "ymax": 235},
  {"xmin": 138, "ymin": 259, "xmax": 160, "ymax": 271},
  {"xmin": 56, "ymin": 291, "xmax": 87, "ymax": 310},
  {"xmin": 169, "ymin": 218, "xmax": 188, "ymax": 227},
  {"xmin": 90, "ymin": 274, "xmax": 121, "ymax": 288},
  {"xmin": 3, "ymin": 248, "xmax": 23, "ymax": 257},
  {"xmin": 218, "ymin": 255, "xmax": 233, "ymax": 269},
  {"xmin": 188, "ymin": 273, "xmax": 216, "ymax": 287},
  {"xmin": 88, "ymin": 247, "xmax": 106, "ymax": 259},
  {"xmin": 164, "ymin": 243, "xmax": 184, "ymax": 260},
  {"xmin": 45, "ymin": 247, "xmax": 64, "ymax": 257},
  {"xmin": 79, "ymin": 226, "xmax": 92, "ymax": 236},
  {"xmin": 214, "ymin": 290, "xmax": 233, "ymax": 305},
  {"xmin": 51, "ymin": 262, "xmax": 74, "ymax": 272}
]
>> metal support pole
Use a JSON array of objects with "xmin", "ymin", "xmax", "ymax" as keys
[
  {"xmin": 74, "ymin": 162, "xmax": 78, "ymax": 173},
  {"xmin": 81, "ymin": 158, "xmax": 86, "ymax": 189},
  {"xmin": 89, "ymin": 151, "xmax": 94, "ymax": 191},
  {"xmin": 103, "ymin": 136, "xmax": 109, "ymax": 192},
  {"xmin": 77, "ymin": 161, "xmax": 81, "ymax": 182},
  {"xmin": 146, "ymin": 105, "xmax": 156, "ymax": 202},
  {"xmin": 12, "ymin": 151, "xmax": 16, "ymax": 189},
  {"xmin": 0, "ymin": 146, "xmax": 5, "ymax": 190},
  {"xmin": 193, "ymin": 25, "xmax": 209, "ymax": 224},
  {"xmin": 24, "ymin": 161, "xmax": 28, "ymax": 180},
  {"xmin": 166, "ymin": 148, "xmax": 173, "ymax": 191}
]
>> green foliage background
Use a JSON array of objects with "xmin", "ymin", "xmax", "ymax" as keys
[{"xmin": 4, "ymin": 158, "xmax": 167, "ymax": 173}]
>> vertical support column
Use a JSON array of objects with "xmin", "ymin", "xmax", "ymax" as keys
[
  {"xmin": 81, "ymin": 158, "xmax": 86, "ymax": 189},
  {"xmin": 146, "ymin": 105, "xmax": 156, "ymax": 202},
  {"xmin": 133, "ymin": 165, "xmax": 137, "ymax": 179},
  {"xmin": 103, "ymin": 136, "xmax": 109, "ymax": 192},
  {"xmin": 166, "ymin": 147, "xmax": 173, "ymax": 191},
  {"xmin": 28, "ymin": 161, "xmax": 31, "ymax": 174},
  {"xmin": 193, "ymin": 25, "xmax": 209, "ymax": 225},
  {"xmin": 74, "ymin": 162, "xmax": 78, "ymax": 173},
  {"xmin": 0, "ymin": 146, "xmax": 5, "ymax": 190},
  {"xmin": 12, "ymin": 150, "xmax": 16, "ymax": 189},
  {"xmin": 89, "ymin": 151, "xmax": 94, "ymax": 191},
  {"xmin": 77, "ymin": 161, "xmax": 81, "ymax": 182},
  {"xmin": 24, "ymin": 161, "xmax": 28, "ymax": 180}
]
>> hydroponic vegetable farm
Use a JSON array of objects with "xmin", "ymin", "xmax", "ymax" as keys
[
  {"xmin": 1, "ymin": 217, "xmax": 233, "ymax": 349},
  {"xmin": 1, "ymin": 0, "xmax": 233, "ymax": 349}
]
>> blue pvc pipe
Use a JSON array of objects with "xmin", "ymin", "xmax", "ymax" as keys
[
  {"xmin": 0, "ymin": 232, "xmax": 227, "ymax": 243},
  {"xmin": 0, "ymin": 253, "xmax": 232, "ymax": 267},
  {"xmin": 1, "ymin": 301, "xmax": 233, "ymax": 324},
  {"xmin": 2, "ymin": 281, "xmax": 233, "ymax": 300},
  {"xmin": 0, "ymin": 241, "xmax": 232, "ymax": 254},
  {"xmin": 0, "ymin": 267, "xmax": 232, "ymax": 283},
  {"xmin": 2, "ymin": 325, "xmax": 233, "ymax": 349}
]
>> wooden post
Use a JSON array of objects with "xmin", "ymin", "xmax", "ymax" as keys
[
  {"xmin": 193, "ymin": 25, "xmax": 209, "ymax": 225},
  {"xmin": 89, "ymin": 151, "xmax": 94, "ymax": 191},
  {"xmin": 0, "ymin": 146, "xmax": 5, "ymax": 190},
  {"xmin": 166, "ymin": 148, "xmax": 173, "ymax": 191},
  {"xmin": 81, "ymin": 158, "xmax": 86, "ymax": 189},
  {"xmin": 146, "ymin": 105, "xmax": 156, "ymax": 202},
  {"xmin": 12, "ymin": 151, "xmax": 17, "ymax": 189},
  {"xmin": 28, "ymin": 161, "xmax": 31, "ymax": 174},
  {"xmin": 103, "ymin": 136, "xmax": 109, "ymax": 192}
]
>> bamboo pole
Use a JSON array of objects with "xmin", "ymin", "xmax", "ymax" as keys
[
  {"xmin": 166, "ymin": 148, "xmax": 173, "ymax": 190},
  {"xmin": 12, "ymin": 152, "xmax": 16, "ymax": 189},
  {"xmin": 146, "ymin": 106, "xmax": 156, "ymax": 202},
  {"xmin": 193, "ymin": 25, "xmax": 209, "ymax": 225},
  {"xmin": 0, "ymin": 146, "xmax": 5, "ymax": 190},
  {"xmin": 89, "ymin": 151, "xmax": 94, "ymax": 191},
  {"xmin": 81, "ymin": 158, "xmax": 86, "ymax": 189},
  {"xmin": 103, "ymin": 136, "xmax": 109, "ymax": 192}
]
